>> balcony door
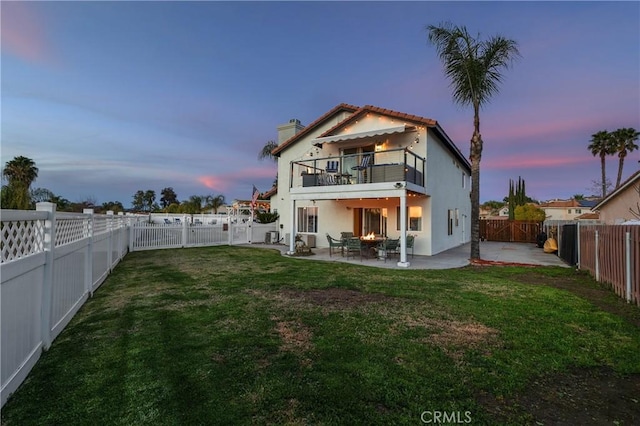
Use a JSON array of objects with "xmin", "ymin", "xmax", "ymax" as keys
[
  {"xmin": 342, "ymin": 145, "xmax": 375, "ymax": 174},
  {"xmin": 354, "ymin": 207, "xmax": 388, "ymax": 237}
]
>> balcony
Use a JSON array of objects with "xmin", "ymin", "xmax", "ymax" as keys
[{"xmin": 289, "ymin": 148, "xmax": 425, "ymax": 193}]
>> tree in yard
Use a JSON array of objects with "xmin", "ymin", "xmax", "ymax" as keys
[
  {"xmin": 205, "ymin": 194, "xmax": 226, "ymax": 213},
  {"xmin": 132, "ymin": 190, "xmax": 145, "ymax": 212},
  {"xmin": 514, "ymin": 204, "xmax": 546, "ymax": 221},
  {"xmin": 588, "ymin": 130, "xmax": 615, "ymax": 198},
  {"xmin": 143, "ymin": 190, "xmax": 157, "ymax": 212},
  {"xmin": 427, "ymin": 23, "xmax": 520, "ymax": 260},
  {"xmin": 2, "ymin": 156, "xmax": 39, "ymax": 209},
  {"xmin": 258, "ymin": 140, "xmax": 279, "ymax": 162},
  {"xmin": 506, "ymin": 176, "xmax": 527, "ymax": 220},
  {"xmin": 160, "ymin": 187, "xmax": 178, "ymax": 209},
  {"xmin": 100, "ymin": 201, "xmax": 124, "ymax": 213},
  {"xmin": 610, "ymin": 127, "xmax": 639, "ymax": 188},
  {"xmin": 259, "ymin": 140, "xmax": 279, "ymax": 187}
]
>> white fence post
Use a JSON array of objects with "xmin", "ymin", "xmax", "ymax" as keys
[
  {"xmin": 83, "ymin": 209, "xmax": 94, "ymax": 295},
  {"xmin": 182, "ymin": 218, "xmax": 188, "ymax": 247},
  {"xmin": 106, "ymin": 211, "xmax": 114, "ymax": 270},
  {"xmin": 625, "ymin": 231, "xmax": 632, "ymax": 303},
  {"xmin": 35, "ymin": 202, "xmax": 56, "ymax": 350}
]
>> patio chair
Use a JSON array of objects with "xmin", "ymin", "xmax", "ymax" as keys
[
  {"xmin": 164, "ymin": 218, "xmax": 172, "ymax": 225},
  {"xmin": 326, "ymin": 233, "xmax": 344, "ymax": 257},
  {"xmin": 351, "ymin": 155, "xmax": 371, "ymax": 183},
  {"xmin": 379, "ymin": 238, "xmax": 400, "ymax": 262},
  {"xmin": 326, "ymin": 160, "xmax": 339, "ymax": 173},
  {"xmin": 340, "ymin": 231, "xmax": 354, "ymax": 241},
  {"xmin": 406, "ymin": 235, "xmax": 415, "ymax": 258},
  {"xmin": 345, "ymin": 237, "xmax": 363, "ymax": 261}
]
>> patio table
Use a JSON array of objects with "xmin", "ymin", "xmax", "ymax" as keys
[{"xmin": 359, "ymin": 237, "xmax": 384, "ymax": 259}]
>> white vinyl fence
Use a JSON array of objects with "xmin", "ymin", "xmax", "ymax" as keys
[
  {"xmin": 1, "ymin": 204, "xmax": 277, "ymax": 407},
  {"xmin": 1, "ymin": 203, "xmax": 132, "ymax": 406}
]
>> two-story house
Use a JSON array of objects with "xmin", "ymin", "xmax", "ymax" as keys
[{"xmin": 268, "ymin": 103, "xmax": 471, "ymax": 267}]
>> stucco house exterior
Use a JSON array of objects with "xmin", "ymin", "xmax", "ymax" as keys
[
  {"xmin": 592, "ymin": 170, "xmax": 640, "ymax": 224},
  {"xmin": 267, "ymin": 103, "xmax": 471, "ymax": 267}
]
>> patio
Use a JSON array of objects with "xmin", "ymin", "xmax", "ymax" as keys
[{"xmin": 250, "ymin": 241, "xmax": 569, "ymax": 269}]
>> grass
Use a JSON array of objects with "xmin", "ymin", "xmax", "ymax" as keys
[{"xmin": 2, "ymin": 246, "xmax": 640, "ymax": 425}]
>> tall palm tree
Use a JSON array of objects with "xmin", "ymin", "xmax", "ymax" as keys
[
  {"xmin": 611, "ymin": 127, "xmax": 639, "ymax": 188},
  {"xmin": 2, "ymin": 156, "xmax": 39, "ymax": 209},
  {"xmin": 588, "ymin": 130, "xmax": 615, "ymax": 198},
  {"xmin": 427, "ymin": 23, "xmax": 520, "ymax": 260},
  {"xmin": 258, "ymin": 140, "xmax": 278, "ymax": 162}
]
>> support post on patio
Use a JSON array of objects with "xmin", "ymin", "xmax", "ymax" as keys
[
  {"xmin": 287, "ymin": 199, "xmax": 296, "ymax": 255},
  {"xmin": 397, "ymin": 193, "xmax": 410, "ymax": 267}
]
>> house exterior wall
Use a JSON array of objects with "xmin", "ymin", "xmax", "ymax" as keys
[
  {"xmin": 271, "ymin": 108, "xmax": 471, "ymax": 257},
  {"xmin": 543, "ymin": 207, "xmax": 585, "ymax": 221},
  {"xmin": 598, "ymin": 183, "xmax": 639, "ymax": 224},
  {"xmin": 424, "ymin": 128, "xmax": 471, "ymax": 254}
]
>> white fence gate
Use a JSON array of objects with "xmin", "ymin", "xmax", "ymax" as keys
[{"xmin": 1, "ymin": 205, "xmax": 277, "ymax": 407}]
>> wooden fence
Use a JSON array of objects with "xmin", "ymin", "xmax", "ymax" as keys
[
  {"xmin": 579, "ymin": 225, "xmax": 640, "ymax": 306},
  {"xmin": 479, "ymin": 220, "xmax": 542, "ymax": 243}
]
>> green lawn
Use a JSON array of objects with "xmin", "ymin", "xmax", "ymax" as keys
[{"xmin": 2, "ymin": 246, "xmax": 639, "ymax": 425}]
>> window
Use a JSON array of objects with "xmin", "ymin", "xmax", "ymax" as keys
[
  {"xmin": 297, "ymin": 206, "xmax": 318, "ymax": 233},
  {"xmin": 363, "ymin": 208, "xmax": 387, "ymax": 236},
  {"xmin": 447, "ymin": 209, "xmax": 454, "ymax": 235},
  {"xmin": 575, "ymin": 209, "xmax": 582, "ymax": 214},
  {"xmin": 455, "ymin": 209, "xmax": 459, "ymax": 227},
  {"xmin": 396, "ymin": 206, "xmax": 422, "ymax": 231},
  {"xmin": 462, "ymin": 173, "xmax": 466, "ymax": 188},
  {"xmin": 567, "ymin": 209, "xmax": 571, "ymax": 214}
]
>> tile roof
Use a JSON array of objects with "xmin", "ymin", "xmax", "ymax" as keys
[
  {"xmin": 575, "ymin": 212, "xmax": 600, "ymax": 220},
  {"xmin": 262, "ymin": 186, "xmax": 277, "ymax": 199},
  {"xmin": 270, "ymin": 103, "xmax": 359, "ymax": 156},
  {"xmin": 270, "ymin": 103, "xmax": 470, "ymax": 171}
]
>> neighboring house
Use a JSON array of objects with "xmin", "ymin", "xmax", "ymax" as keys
[
  {"xmin": 540, "ymin": 199, "xmax": 592, "ymax": 220},
  {"xmin": 269, "ymin": 103, "xmax": 471, "ymax": 266},
  {"xmin": 592, "ymin": 170, "xmax": 640, "ymax": 224}
]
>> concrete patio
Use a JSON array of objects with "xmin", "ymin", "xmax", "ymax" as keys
[{"xmin": 248, "ymin": 240, "xmax": 569, "ymax": 270}]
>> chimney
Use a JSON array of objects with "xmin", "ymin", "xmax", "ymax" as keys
[{"xmin": 277, "ymin": 118, "xmax": 305, "ymax": 144}]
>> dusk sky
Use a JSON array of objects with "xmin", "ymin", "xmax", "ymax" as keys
[{"xmin": 2, "ymin": 1, "xmax": 639, "ymax": 208}]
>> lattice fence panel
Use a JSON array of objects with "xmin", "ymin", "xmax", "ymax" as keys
[
  {"xmin": 55, "ymin": 218, "xmax": 89, "ymax": 247},
  {"xmin": 1, "ymin": 219, "xmax": 45, "ymax": 262}
]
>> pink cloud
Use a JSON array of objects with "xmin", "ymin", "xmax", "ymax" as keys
[
  {"xmin": 483, "ymin": 153, "xmax": 593, "ymax": 170},
  {"xmin": 197, "ymin": 175, "xmax": 227, "ymax": 191},
  {"xmin": 1, "ymin": 2, "xmax": 54, "ymax": 65}
]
